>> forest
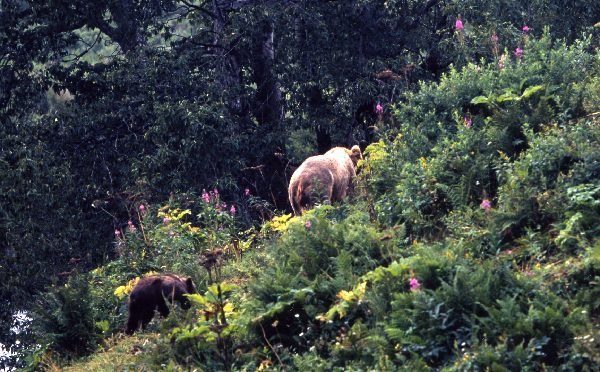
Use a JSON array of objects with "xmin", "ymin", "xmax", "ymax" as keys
[{"xmin": 1, "ymin": 0, "xmax": 599, "ymax": 370}]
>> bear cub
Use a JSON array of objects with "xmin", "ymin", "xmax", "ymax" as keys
[{"xmin": 125, "ymin": 273, "xmax": 197, "ymax": 335}]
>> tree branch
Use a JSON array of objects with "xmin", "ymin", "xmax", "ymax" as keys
[
  {"xmin": 62, "ymin": 31, "xmax": 102, "ymax": 63},
  {"xmin": 180, "ymin": 0, "xmax": 216, "ymax": 18}
]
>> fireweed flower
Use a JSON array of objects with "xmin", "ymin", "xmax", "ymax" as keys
[
  {"xmin": 229, "ymin": 205, "xmax": 236, "ymax": 215},
  {"xmin": 202, "ymin": 189, "xmax": 210, "ymax": 203},
  {"xmin": 244, "ymin": 188, "xmax": 251, "ymax": 197},
  {"xmin": 522, "ymin": 25, "xmax": 530, "ymax": 33},
  {"xmin": 480, "ymin": 198, "xmax": 492, "ymax": 210},
  {"xmin": 114, "ymin": 229, "xmax": 121, "ymax": 237},
  {"xmin": 514, "ymin": 47, "xmax": 524, "ymax": 59},
  {"xmin": 455, "ymin": 18, "xmax": 464, "ymax": 31},
  {"xmin": 138, "ymin": 204, "xmax": 146, "ymax": 219},
  {"xmin": 127, "ymin": 220, "xmax": 137, "ymax": 232},
  {"xmin": 464, "ymin": 116, "xmax": 473, "ymax": 128},
  {"xmin": 162, "ymin": 217, "xmax": 170, "ymax": 225},
  {"xmin": 375, "ymin": 103, "xmax": 384, "ymax": 114},
  {"xmin": 409, "ymin": 277, "xmax": 421, "ymax": 291}
]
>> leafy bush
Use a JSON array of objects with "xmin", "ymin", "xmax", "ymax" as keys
[
  {"xmin": 365, "ymin": 32, "xmax": 597, "ymax": 238},
  {"xmin": 31, "ymin": 275, "xmax": 100, "ymax": 359}
]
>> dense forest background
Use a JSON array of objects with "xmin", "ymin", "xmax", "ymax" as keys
[{"xmin": 1, "ymin": 0, "xmax": 599, "ymax": 370}]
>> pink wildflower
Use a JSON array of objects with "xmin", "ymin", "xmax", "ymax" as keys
[
  {"xmin": 304, "ymin": 220, "xmax": 312, "ymax": 230},
  {"xmin": 514, "ymin": 47, "xmax": 524, "ymax": 59},
  {"xmin": 522, "ymin": 25, "xmax": 530, "ymax": 33},
  {"xmin": 244, "ymin": 188, "xmax": 251, "ymax": 197},
  {"xmin": 163, "ymin": 217, "xmax": 170, "ymax": 225},
  {"xmin": 229, "ymin": 205, "xmax": 236, "ymax": 215},
  {"xmin": 127, "ymin": 220, "xmax": 137, "ymax": 232},
  {"xmin": 375, "ymin": 103, "xmax": 384, "ymax": 114},
  {"xmin": 114, "ymin": 229, "xmax": 121, "ymax": 237},
  {"xmin": 455, "ymin": 18, "xmax": 464, "ymax": 31},
  {"xmin": 464, "ymin": 116, "xmax": 473, "ymax": 129},
  {"xmin": 138, "ymin": 204, "xmax": 146, "ymax": 219},
  {"xmin": 480, "ymin": 198, "xmax": 492, "ymax": 210},
  {"xmin": 202, "ymin": 189, "xmax": 210, "ymax": 203},
  {"xmin": 409, "ymin": 277, "xmax": 421, "ymax": 291}
]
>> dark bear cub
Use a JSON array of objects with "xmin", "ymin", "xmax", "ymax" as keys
[{"xmin": 125, "ymin": 274, "xmax": 197, "ymax": 335}]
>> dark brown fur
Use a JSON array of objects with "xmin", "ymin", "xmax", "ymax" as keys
[
  {"xmin": 288, "ymin": 145, "xmax": 362, "ymax": 215},
  {"xmin": 125, "ymin": 274, "xmax": 197, "ymax": 335}
]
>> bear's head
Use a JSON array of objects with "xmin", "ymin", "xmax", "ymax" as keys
[{"xmin": 347, "ymin": 145, "xmax": 362, "ymax": 166}]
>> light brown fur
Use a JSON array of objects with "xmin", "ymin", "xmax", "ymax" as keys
[{"xmin": 288, "ymin": 145, "xmax": 362, "ymax": 215}]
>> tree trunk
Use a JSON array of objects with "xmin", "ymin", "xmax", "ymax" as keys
[
  {"xmin": 251, "ymin": 19, "xmax": 288, "ymax": 208},
  {"xmin": 252, "ymin": 20, "xmax": 283, "ymax": 127},
  {"xmin": 211, "ymin": 0, "xmax": 248, "ymax": 119}
]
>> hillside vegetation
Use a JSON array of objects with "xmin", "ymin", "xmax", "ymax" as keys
[{"xmin": 1, "ymin": 1, "xmax": 599, "ymax": 370}]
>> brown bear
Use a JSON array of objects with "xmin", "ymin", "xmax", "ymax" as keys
[
  {"xmin": 288, "ymin": 145, "xmax": 362, "ymax": 215},
  {"xmin": 125, "ymin": 274, "xmax": 197, "ymax": 335}
]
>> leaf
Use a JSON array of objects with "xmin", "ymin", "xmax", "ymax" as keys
[
  {"xmin": 176, "ymin": 209, "xmax": 192, "ymax": 219},
  {"xmin": 520, "ymin": 85, "xmax": 544, "ymax": 99},
  {"xmin": 187, "ymin": 293, "xmax": 210, "ymax": 306},
  {"xmin": 337, "ymin": 290, "xmax": 355, "ymax": 302},
  {"xmin": 95, "ymin": 320, "xmax": 110, "ymax": 333},
  {"xmin": 207, "ymin": 282, "xmax": 237, "ymax": 297},
  {"xmin": 267, "ymin": 213, "xmax": 293, "ymax": 232},
  {"xmin": 496, "ymin": 91, "xmax": 517, "ymax": 103},
  {"xmin": 291, "ymin": 287, "xmax": 314, "ymax": 301},
  {"xmin": 223, "ymin": 302, "xmax": 235, "ymax": 314},
  {"xmin": 113, "ymin": 277, "xmax": 140, "ymax": 299},
  {"xmin": 470, "ymin": 96, "xmax": 490, "ymax": 105},
  {"xmin": 253, "ymin": 300, "xmax": 295, "ymax": 321}
]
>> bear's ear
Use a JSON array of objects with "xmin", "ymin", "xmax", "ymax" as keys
[
  {"xmin": 349, "ymin": 145, "xmax": 362, "ymax": 165},
  {"xmin": 185, "ymin": 277, "xmax": 197, "ymax": 294}
]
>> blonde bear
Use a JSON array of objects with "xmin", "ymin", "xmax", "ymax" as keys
[{"xmin": 288, "ymin": 145, "xmax": 362, "ymax": 215}]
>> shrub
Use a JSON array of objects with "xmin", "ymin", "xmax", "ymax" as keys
[
  {"xmin": 31, "ymin": 275, "xmax": 100, "ymax": 359},
  {"xmin": 365, "ymin": 32, "xmax": 597, "ymax": 240}
]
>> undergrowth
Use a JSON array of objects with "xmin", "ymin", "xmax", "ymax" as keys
[{"xmin": 27, "ymin": 31, "xmax": 600, "ymax": 371}]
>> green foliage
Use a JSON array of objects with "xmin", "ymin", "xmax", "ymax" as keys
[
  {"xmin": 365, "ymin": 32, "xmax": 597, "ymax": 239},
  {"xmin": 162, "ymin": 282, "xmax": 245, "ymax": 370},
  {"xmin": 494, "ymin": 119, "xmax": 600, "ymax": 251},
  {"xmin": 31, "ymin": 275, "xmax": 100, "ymax": 360},
  {"xmin": 2, "ymin": 1, "xmax": 600, "ymax": 370}
]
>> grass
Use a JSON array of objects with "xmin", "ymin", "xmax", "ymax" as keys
[{"xmin": 62, "ymin": 333, "xmax": 160, "ymax": 372}]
